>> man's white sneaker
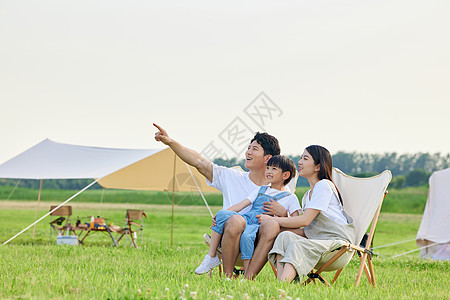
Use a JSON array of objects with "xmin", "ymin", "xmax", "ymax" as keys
[{"xmin": 195, "ymin": 254, "xmax": 221, "ymax": 275}]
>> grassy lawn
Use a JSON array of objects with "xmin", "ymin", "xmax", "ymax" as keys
[{"xmin": 0, "ymin": 200, "xmax": 448, "ymax": 299}]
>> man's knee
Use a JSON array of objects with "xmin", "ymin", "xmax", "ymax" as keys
[
  {"xmin": 258, "ymin": 219, "xmax": 281, "ymax": 241},
  {"xmin": 223, "ymin": 215, "xmax": 245, "ymax": 236}
]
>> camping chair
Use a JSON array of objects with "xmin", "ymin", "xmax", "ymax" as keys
[
  {"xmin": 303, "ymin": 168, "xmax": 392, "ymax": 287},
  {"xmin": 49, "ymin": 205, "xmax": 73, "ymax": 240},
  {"xmin": 114, "ymin": 209, "xmax": 147, "ymax": 248}
]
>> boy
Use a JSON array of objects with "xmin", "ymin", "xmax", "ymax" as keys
[{"xmin": 195, "ymin": 155, "xmax": 300, "ymax": 275}]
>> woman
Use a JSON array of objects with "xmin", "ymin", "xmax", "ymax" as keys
[{"xmin": 256, "ymin": 145, "xmax": 355, "ymax": 282}]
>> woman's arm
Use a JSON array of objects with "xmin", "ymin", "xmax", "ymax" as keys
[
  {"xmin": 290, "ymin": 210, "xmax": 300, "ymax": 217},
  {"xmin": 256, "ymin": 208, "xmax": 320, "ymax": 228},
  {"xmin": 227, "ymin": 199, "xmax": 251, "ymax": 212}
]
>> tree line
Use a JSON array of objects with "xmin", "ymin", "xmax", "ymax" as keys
[
  {"xmin": 215, "ymin": 151, "xmax": 450, "ymax": 188},
  {"xmin": 0, "ymin": 178, "xmax": 103, "ymax": 190},
  {"xmin": 0, "ymin": 151, "xmax": 448, "ymax": 190}
]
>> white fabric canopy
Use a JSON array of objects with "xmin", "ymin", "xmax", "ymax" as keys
[
  {"xmin": 0, "ymin": 139, "xmax": 218, "ymax": 192},
  {"xmin": 416, "ymin": 168, "xmax": 450, "ymax": 260},
  {"xmin": 0, "ymin": 139, "xmax": 160, "ymax": 179}
]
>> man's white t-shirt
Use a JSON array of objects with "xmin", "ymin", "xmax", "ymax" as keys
[
  {"xmin": 206, "ymin": 163, "xmax": 297, "ymax": 214},
  {"xmin": 301, "ymin": 179, "xmax": 348, "ymax": 225},
  {"xmin": 246, "ymin": 186, "xmax": 301, "ymax": 215}
]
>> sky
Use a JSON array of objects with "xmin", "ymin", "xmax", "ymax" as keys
[{"xmin": 0, "ymin": 0, "xmax": 449, "ymax": 164}]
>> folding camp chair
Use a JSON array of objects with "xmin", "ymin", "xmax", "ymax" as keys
[
  {"xmin": 114, "ymin": 209, "xmax": 147, "ymax": 248},
  {"xmin": 49, "ymin": 205, "xmax": 73, "ymax": 240},
  {"xmin": 303, "ymin": 168, "xmax": 392, "ymax": 287}
]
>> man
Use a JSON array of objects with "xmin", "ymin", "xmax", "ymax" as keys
[{"xmin": 153, "ymin": 123, "xmax": 296, "ymax": 279}]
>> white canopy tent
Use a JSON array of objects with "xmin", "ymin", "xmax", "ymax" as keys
[
  {"xmin": 416, "ymin": 168, "xmax": 450, "ymax": 260},
  {"xmin": 0, "ymin": 139, "xmax": 218, "ymax": 245}
]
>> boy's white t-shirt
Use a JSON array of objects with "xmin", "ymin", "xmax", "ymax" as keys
[
  {"xmin": 246, "ymin": 186, "xmax": 301, "ymax": 215},
  {"xmin": 301, "ymin": 179, "xmax": 348, "ymax": 225},
  {"xmin": 206, "ymin": 163, "xmax": 295, "ymax": 214}
]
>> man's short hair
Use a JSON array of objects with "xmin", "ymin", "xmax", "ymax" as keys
[
  {"xmin": 267, "ymin": 155, "xmax": 296, "ymax": 185},
  {"xmin": 251, "ymin": 132, "xmax": 281, "ymax": 156}
]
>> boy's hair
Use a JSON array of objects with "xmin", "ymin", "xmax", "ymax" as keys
[
  {"xmin": 251, "ymin": 132, "xmax": 281, "ymax": 156},
  {"xmin": 267, "ymin": 155, "xmax": 296, "ymax": 185}
]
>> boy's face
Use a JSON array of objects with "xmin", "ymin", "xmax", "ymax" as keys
[
  {"xmin": 244, "ymin": 140, "xmax": 271, "ymax": 170},
  {"xmin": 265, "ymin": 165, "xmax": 289, "ymax": 185}
]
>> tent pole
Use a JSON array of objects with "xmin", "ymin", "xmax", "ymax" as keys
[
  {"xmin": 2, "ymin": 179, "xmax": 99, "ymax": 246},
  {"xmin": 6, "ymin": 179, "xmax": 21, "ymax": 201},
  {"xmin": 98, "ymin": 188, "xmax": 105, "ymax": 217},
  {"xmin": 171, "ymin": 153, "xmax": 177, "ymax": 248},
  {"xmin": 32, "ymin": 179, "xmax": 43, "ymax": 239},
  {"xmin": 184, "ymin": 163, "xmax": 213, "ymax": 218}
]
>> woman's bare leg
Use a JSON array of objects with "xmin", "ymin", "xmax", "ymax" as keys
[
  {"xmin": 276, "ymin": 254, "xmax": 284, "ymax": 280},
  {"xmin": 280, "ymin": 263, "xmax": 297, "ymax": 282}
]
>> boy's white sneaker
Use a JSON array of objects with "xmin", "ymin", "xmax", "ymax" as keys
[{"xmin": 195, "ymin": 254, "xmax": 221, "ymax": 275}]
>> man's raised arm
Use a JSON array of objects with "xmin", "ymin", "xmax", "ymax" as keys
[{"xmin": 153, "ymin": 123, "xmax": 213, "ymax": 183}]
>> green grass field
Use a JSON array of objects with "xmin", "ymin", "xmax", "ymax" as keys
[{"xmin": 0, "ymin": 195, "xmax": 448, "ymax": 299}]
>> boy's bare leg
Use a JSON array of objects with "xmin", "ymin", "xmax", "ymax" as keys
[
  {"xmin": 208, "ymin": 231, "xmax": 222, "ymax": 257},
  {"xmin": 244, "ymin": 218, "xmax": 280, "ymax": 279},
  {"xmin": 280, "ymin": 263, "xmax": 297, "ymax": 282},
  {"xmin": 221, "ymin": 215, "xmax": 246, "ymax": 278}
]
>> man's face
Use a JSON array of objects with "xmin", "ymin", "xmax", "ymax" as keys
[{"xmin": 244, "ymin": 140, "xmax": 269, "ymax": 170}]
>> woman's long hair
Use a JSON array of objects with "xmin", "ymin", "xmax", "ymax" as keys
[{"xmin": 305, "ymin": 145, "xmax": 343, "ymax": 205}]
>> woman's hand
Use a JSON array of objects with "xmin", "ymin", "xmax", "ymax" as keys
[
  {"xmin": 263, "ymin": 199, "xmax": 288, "ymax": 217},
  {"xmin": 256, "ymin": 214, "xmax": 274, "ymax": 224}
]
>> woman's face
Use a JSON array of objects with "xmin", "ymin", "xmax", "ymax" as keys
[{"xmin": 298, "ymin": 149, "xmax": 319, "ymax": 178}]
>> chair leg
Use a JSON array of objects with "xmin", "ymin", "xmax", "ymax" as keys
[
  {"xmin": 320, "ymin": 275, "xmax": 331, "ymax": 287},
  {"xmin": 129, "ymin": 230, "xmax": 137, "ymax": 248},
  {"xmin": 205, "ymin": 259, "xmax": 222, "ymax": 278},
  {"xmin": 355, "ymin": 252, "xmax": 368, "ymax": 287},
  {"xmin": 367, "ymin": 256, "xmax": 377, "ymax": 287},
  {"xmin": 332, "ymin": 268, "xmax": 344, "ymax": 284},
  {"xmin": 80, "ymin": 230, "xmax": 91, "ymax": 244},
  {"xmin": 305, "ymin": 277, "xmax": 316, "ymax": 285},
  {"xmin": 269, "ymin": 261, "xmax": 277, "ymax": 278},
  {"xmin": 306, "ymin": 247, "xmax": 348, "ymax": 286},
  {"xmin": 116, "ymin": 231, "xmax": 127, "ymax": 244},
  {"xmin": 363, "ymin": 261, "xmax": 372, "ymax": 283},
  {"xmin": 304, "ymin": 270, "xmax": 317, "ymax": 285},
  {"xmin": 118, "ymin": 230, "xmax": 137, "ymax": 248}
]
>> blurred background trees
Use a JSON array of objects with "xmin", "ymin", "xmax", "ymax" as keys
[{"xmin": 0, "ymin": 151, "xmax": 446, "ymax": 189}]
